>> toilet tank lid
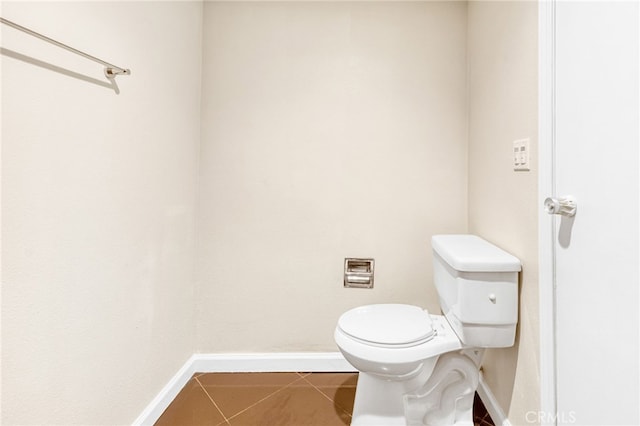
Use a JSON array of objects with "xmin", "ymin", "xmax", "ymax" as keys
[{"xmin": 432, "ymin": 234, "xmax": 522, "ymax": 272}]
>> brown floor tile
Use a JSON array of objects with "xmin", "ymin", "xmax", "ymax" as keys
[
  {"xmin": 303, "ymin": 373, "xmax": 358, "ymax": 415},
  {"xmin": 158, "ymin": 372, "xmax": 492, "ymax": 426},
  {"xmin": 197, "ymin": 372, "xmax": 302, "ymax": 419},
  {"xmin": 155, "ymin": 378, "xmax": 227, "ymax": 426},
  {"xmin": 303, "ymin": 373, "xmax": 358, "ymax": 387},
  {"xmin": 227, "ymin": 385, "xmax": 351, "ymax": 426},
  {"xmin": 473, "ymin": 392, "xmax": 495, "ymax": 426}
]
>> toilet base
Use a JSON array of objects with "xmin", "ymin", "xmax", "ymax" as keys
[
  {"xmin": 351, "ymin": 372, "xmax": 425, "ymax": 426},
  {"xmin": 350, "ymin": 352, "xmax": 480, "ymax": 426}
]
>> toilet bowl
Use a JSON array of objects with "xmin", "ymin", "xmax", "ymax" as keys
[
  {"xmin": 335, "ymin": 304, "xmax": 462, "ymax": 379},
  {"xmin": 335, "ymin": 304, "xmax": 475, "ymax": 426},
  {"xmin": 335, "ymin": 235, "xmax": 521, "ymax": 426}
]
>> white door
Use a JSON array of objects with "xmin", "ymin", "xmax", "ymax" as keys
[{"xmin": 541, "ymin": 1, "xmax": 639, "ymax": 425}]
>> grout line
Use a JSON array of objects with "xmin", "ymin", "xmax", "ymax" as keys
[
  {"xmin": 301, "ymin": 374, "xmax": 353, "ymax": 418},
  {"xmin": 194, "ymin": 376, "xmax": 230, "ymax": 425},
  {"xmin": 301, "ymin": 375, "xmax": 335, "ymax": 404},
  {"xmin": 224, "ymin": 374, "xmax": 308, "ymax": 423}
]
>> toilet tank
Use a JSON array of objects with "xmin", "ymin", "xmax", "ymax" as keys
[{"xmin": 431, "ymin": 235, "xmax": 521, "ymax": 348}]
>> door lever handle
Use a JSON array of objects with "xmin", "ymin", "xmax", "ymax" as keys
[{"xmin": 544, "ymin": 196, "xmax": 577, "ymax": 217}]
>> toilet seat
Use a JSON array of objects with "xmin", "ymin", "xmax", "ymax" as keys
[
  {"xmin": 334, "ymin": 308, "xmax": 463, "ymax": 367},
  {"xmin": 338, "ymin": 304, "xmax": 435, "ymax": 347}
]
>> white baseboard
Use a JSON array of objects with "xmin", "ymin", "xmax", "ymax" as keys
[
  {"xmin": 477, "ymin": 372, "xmax": 512, "ymax": 426},
  {"xmin": 131, "ymin": 354, "xmax": 200, "ymax": 426},
  {"xmin": 132, "ymin": 352, "xmax": 355, "ymax": 426},
  {"xmin": 191, "ymin": 351, "xmax": 356, "ymax": 373}
]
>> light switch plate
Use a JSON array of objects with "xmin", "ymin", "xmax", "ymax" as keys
[{"xmin": 513, "ymin": 138, "xmax": 530, "ymax": 171}]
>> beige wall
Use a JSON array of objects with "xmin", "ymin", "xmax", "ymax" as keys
[
  {"xmin": 467, "ymin": 1, "xmax": 539, "ymax": 424},
  {"xmin": 1, "ymin": 1, "xmax": 541, "ymax": 423},
  {"xmin": 1, "ymin": 2, "xmax": 202, "ymax": 424},
  {"xmin": 196, "ymin": 1, "xmax": 468, "ymax": 352}
]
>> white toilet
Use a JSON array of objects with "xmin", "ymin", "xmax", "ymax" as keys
[{"xmin": 335, "ymin": 234, "xmax": 521, "ymax": 426}]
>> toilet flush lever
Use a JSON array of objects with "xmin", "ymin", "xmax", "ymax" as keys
[{"xmin": 544, "ymin": 196, "xmax": 577, "ymax": 217}]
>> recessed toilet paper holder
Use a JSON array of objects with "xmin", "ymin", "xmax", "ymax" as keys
[{"xmin": 344, "ymin": 258, "xmax": 375, "ymax": 288}]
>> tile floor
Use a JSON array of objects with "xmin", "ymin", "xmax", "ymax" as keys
[
  {"xmin": 473, "ymin": 392, "xmax": 496, "ymax": 426},
  {"xmin": 155, "ymin": 372, "xmax": 494, "ymax": 426}
]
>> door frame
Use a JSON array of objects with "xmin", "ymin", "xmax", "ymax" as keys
[{"xmin": 538, "ymin": 1, "xmax": 557, "ymax": 424}]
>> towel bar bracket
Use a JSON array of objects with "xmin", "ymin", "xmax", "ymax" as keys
[{"xmin": 105, "ymin": 67, "xmax": 131, "ymax": 78}]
